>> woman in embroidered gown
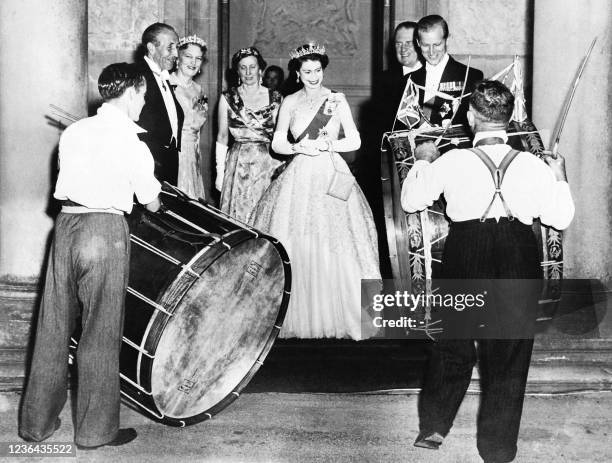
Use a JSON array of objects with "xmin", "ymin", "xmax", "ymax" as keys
[
  {"xmin": 215, "ymin": 47, "xmax": 282, "ymax": 222},
  {"xmin": 251, "ymin": 44, "xmax": 381, "ymax": 340},
  {"xmin": 170, "ymin": 35, "xmax": 208, "ymax": 198}
]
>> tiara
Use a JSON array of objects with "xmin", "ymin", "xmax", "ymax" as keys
[
  {"xmin": 289, "ymin": 43, "xmax": 326, "ymax": 60},
  {"xmin": 234, "ymin": 47, "xmax": 260, "ymax": 59},
  {"xmin": 178, "ymin": 34, "xmax": 207, "ymax": 49}
]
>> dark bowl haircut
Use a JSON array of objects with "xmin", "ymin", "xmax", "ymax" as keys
[{"xmin": 98, "ymin": 63, "xmax": 145, "ymax": 101}]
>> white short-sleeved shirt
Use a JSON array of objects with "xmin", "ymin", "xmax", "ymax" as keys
[{"xmin": 54, "ymin": 103, "xmax": 161, "ymax": 214}]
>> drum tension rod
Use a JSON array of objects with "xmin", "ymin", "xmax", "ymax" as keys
[
  {"xmin": 120, "ymin": 373, "xmax": 153, "ymax": 396},
  {"xmin": 131, "ymin": 234, "xmax": 201, "ymax": 279},
  {"xmin": 131, "ymin": 234, "xmax": 182, "ymax": 265},
  {"xmin": 127, "ymin": 287, "xmax": 173, "ymax": 317},
  {"xmin": 122, "ymin": 336, "xmax": 155, "ymax": 358}
]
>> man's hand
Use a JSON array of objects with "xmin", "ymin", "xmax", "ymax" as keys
[
  {"xmin": 414, "ymin": 141, "xmax": 440, "ymax": 163},
  {"xmin": 542, "ymin": 150, "xmax": 568, "ymax": 182},
  {"xmin": 145, "ymin": 197, "xmax": 161, "ymax": 212}
]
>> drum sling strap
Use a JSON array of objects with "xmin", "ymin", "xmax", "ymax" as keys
[{"xmin": 469, "ymin": 147, "xmax": 520, "ymax": 222}]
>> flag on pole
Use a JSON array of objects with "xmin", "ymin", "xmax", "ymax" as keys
[
  {"xmin": 396, "ymin": 78, "xmax": 421, "ymax": 128},
  {"xmin": 510, "ymin": 56, "xmax": 527, "ymax": 123}
]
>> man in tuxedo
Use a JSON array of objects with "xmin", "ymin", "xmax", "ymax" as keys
[
  {"xmin": 410, "ymin": 15, "xmax": 483, "ymax": 128},
  {"xmin": 136, "ymin": 22, "xmax": 184, "ymax": 184},
  {"xmin": 379, "ymin": 21, "xmax": 423, "ymax": 131}
]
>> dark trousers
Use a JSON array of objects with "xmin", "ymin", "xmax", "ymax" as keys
[
  {"xmin": 19, "ymin": 212, "xmax": 130, "ymax": 447},
  {"xmin": 152, "ymin": 143, "xmax": 179, "ymax": 185},
  {"xmin": 418, "ymin": 218, "xmax": 541, "ymax": 462}
]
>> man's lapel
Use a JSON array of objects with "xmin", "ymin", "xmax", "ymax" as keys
[{"xmin": 142, "ymin": 63, "xmax": 164, "ymax": 108}]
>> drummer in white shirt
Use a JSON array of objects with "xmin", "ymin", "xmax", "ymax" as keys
[
  {"xmin": 19, "ymin": 63, "xmax": 160, "ymax": 450},
  {"xmin": 402, "ymin": 80, "xmax": 574, "ymax": 462}
]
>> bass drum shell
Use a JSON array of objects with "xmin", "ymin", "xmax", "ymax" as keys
[{"xmin": 120, "ymin": 192, "xmax": 290, "ymax": 426}]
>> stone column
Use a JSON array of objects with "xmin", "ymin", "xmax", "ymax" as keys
[
  {"xmin": 0, "ymin": 0, "xmax": 87, "ymax": 371},
  {"xmin": 533, "ymin": 0, "xmax": 612, "ymax": 287}
]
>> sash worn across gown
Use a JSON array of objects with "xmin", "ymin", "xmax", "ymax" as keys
[
  {"xmin": 220, "ymin": 87, "xmax": 282, "ymax": 222},
  {"xmin": 250, "ymin": 96, "xmax": 381, "ymax": 340}
]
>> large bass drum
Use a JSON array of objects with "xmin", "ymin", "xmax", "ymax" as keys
[
  {"xmin": 118, "ymin": 189, "xmax": 290, "ymax": 426},
  {"xmin": 381, "ymin": 120, "xmax": 563, "ymax": 317}
]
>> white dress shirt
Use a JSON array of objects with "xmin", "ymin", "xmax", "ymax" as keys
[
  {"xmin": 424, "ymin": 53, "xmax": 450, "ymax": 103},
  {"xmin": 54, "ymin": 103, "xmax": 161, "ymax": 214},
  {"xmin": 401, "ymin": 130, "xmax": 575, "ymax": 230},
  {"xmin": 402, "ymin": 62, "xmax": 422, "ymax": 76},
  {"xmin": 144, "ymin": 55, "xmax": 179, "ymax": 140}
]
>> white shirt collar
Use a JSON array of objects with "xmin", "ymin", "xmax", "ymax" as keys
[
  {"xmin": 473, "ymin": 130, "xmax": 509, "ymax": 146},
  {"xmin": 402, "ymin": 62, "xmax": 422, "ymax": 75},
  {"xmin": 425, "ymin": 53, "xmax": 450, "ymax": 72},
  {"xmin": 97, "ymin": 102, "xmax": 147, "ymax": 134},
  {"xmin": 144, "ymin": 55, "xmax": 170, "ymax": 80}
]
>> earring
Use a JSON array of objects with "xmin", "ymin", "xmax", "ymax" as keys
[
  {"xmin": 238, "ymin": 77, "xmax": 242, "ymax": 86},
  {"xmin": 296, "ymin": 74, "xmax": 300, "ymax": 83}
]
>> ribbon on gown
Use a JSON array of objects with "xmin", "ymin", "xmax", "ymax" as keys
[
  {"xmin": 271, "ymin": 95, "xmax": 334, "ymax": 179},
  {"xmin": 293, "ymin": 96, "xmax": 334, "ymax": 142},
  {"xmin": 223, "ymin": 87, "xmax": 278, "ymax": 141}
]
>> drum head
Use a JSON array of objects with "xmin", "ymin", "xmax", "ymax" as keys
[{"xmin": 150, "ymin": 237, "xmax": 285, "ymax": 421}]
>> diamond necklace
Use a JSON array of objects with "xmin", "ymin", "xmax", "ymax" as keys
[{"xmin": 301, "ymin": 89, "xmax": 325, "ymax": 110}]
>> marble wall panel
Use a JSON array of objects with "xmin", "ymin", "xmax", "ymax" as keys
[
  {"xmin": 229, "ymin": 0, "xmax": 372, "ymax": 109},
  {"xmin": 445, "ymin": 0, "xmax": 530, "ymax": 56},
  {"xmin": 392, "ymin": 0, "xmax": 532, "ymax": 82},
  {"xmin": 89, "ymin": 0, "xmax": 161, "ymax": 51}
]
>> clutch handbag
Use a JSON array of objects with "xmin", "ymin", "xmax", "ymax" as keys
[{"xmin": 326, "ymin": 151, "xmax": 354, "ymax": 201}]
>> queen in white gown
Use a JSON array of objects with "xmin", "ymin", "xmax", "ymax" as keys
[{"xmin": 250, "ymin": 44, "xmax": 381, "ymax": 340}]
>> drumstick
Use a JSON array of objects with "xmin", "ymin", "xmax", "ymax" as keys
[{"xmin": 49, "ymin": 104, "xmax": 80, "ymax": 123}]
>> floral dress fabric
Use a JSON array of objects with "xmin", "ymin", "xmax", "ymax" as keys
[{"xmin": 220, "ymin": 88, "xmax": 282, "ymax": 222}]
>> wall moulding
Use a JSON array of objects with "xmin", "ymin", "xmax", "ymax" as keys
[
  {"xmin": 249, "ymin": 0, "xmax": 360, "ymax": 57},
  {"xmin": 0, "ymin": 278, "xmax": 39, "ymax": 350}
]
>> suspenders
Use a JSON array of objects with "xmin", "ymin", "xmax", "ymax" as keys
[{"xmin": 469, "ymin": 147, "xmax": 520, "ymax": 222}]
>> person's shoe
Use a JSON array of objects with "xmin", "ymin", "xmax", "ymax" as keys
[
  {"xmin": 414, "ymin": 431, "xmax": 444, "ymax": 450},
  {"xmin": 20, "ymin": 418, "xmax": 61, "ymax": 443},
  {"xmin": 76, "ymin": 428, "xmax": 137, "ymax": 450}
]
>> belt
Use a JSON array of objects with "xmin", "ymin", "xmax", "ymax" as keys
[
  {"xmin": 60, "ymin": 200, "xmax": 123, "ymax": 215},
  {"xmin": 450, "ymin": 217, "xmax": 531, "ymax": 230}
]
